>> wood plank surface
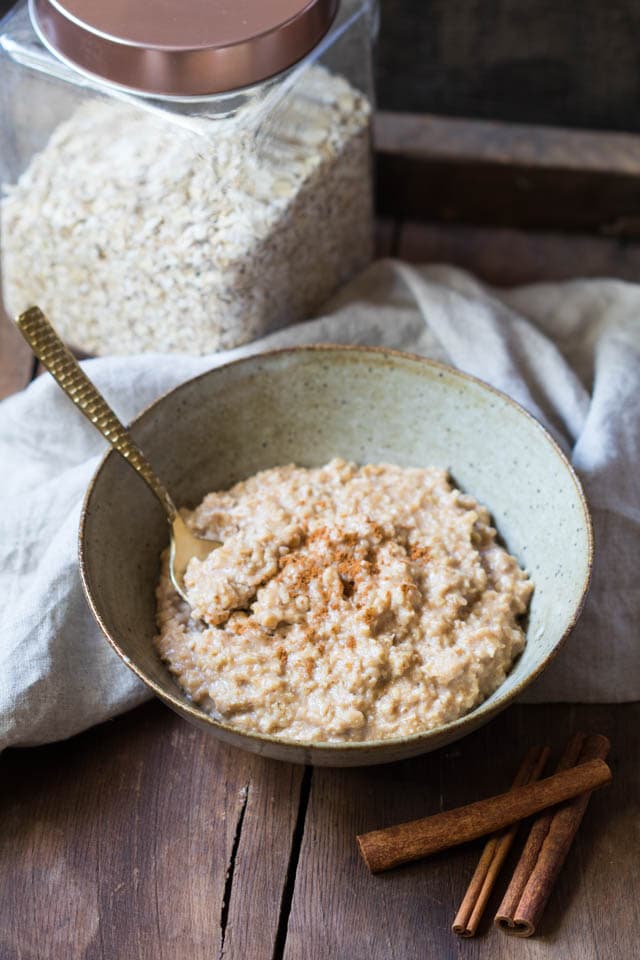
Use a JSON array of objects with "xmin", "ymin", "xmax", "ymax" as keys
[
  {"xmin": 375, "ymin": 111, "xmax": 640, "ymax": 174},
  {"xmin": 2, "ymin": 702, "xmax": 635, "ymax": 959},
  {"xmin": 375, "ymin": 112, "xmax": 640, "ymax": 236},
  {"xmin": 0, "ymin": 702, "xmax": 304, "ymax": 960},
  {"xmin": 397, "ymin": 221, "xmax": 640, "ymax": 286},
  {"xmin": 283, "ymin": 703, "xmax": 639, "ymax": 960}
]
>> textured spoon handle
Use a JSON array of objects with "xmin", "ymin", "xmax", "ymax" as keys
[{"xmin": 16, "ymin": 306, "xmax": 177, "ymax": 520}]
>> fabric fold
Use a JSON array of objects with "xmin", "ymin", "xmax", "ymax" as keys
[{"xmin": 1, "ymin": 260, "xmax": 638, "ymax": 750}]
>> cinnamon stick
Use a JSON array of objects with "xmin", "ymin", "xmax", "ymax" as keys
[
  {"xmin": 493, "ymin": 732, "xmax": 586, "ymax": 933},
  {"xmin": 357, "ymin": 758, "xmax": 611, "ymax": 874},
  {"xmin": 452, "ymin": 744, "xmax": 550, "ymax": 937},
  {"xmin": 495, "ymin": 733, "xmax": 610, "ymax": 937}
]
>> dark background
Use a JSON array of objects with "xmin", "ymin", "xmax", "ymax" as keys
[{"xmin": 375, "ymin": 0, "xmax": 640, "ymax": 131}]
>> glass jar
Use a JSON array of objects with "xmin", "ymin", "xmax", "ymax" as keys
[{"xmin": 0, "ymin": 1, "xmax": 375, "ymax": 355}]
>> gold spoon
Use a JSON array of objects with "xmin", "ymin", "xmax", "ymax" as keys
[{"xmin": 16, "ymin": 306, "xmax": 219, "ymax": 601}]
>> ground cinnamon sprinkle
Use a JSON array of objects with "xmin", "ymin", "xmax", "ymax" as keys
[
  {"xmin": 278, "ymin": 525, "xmax": 382, "ymax": 614},
  {"xmin": 337, "ymin": 553, "xmax": 365, "ymax": 590},
  {"xmin": 362, "ymin": 608, "xmax": 378, "ymax": 627},
  {"xmin": 279, "ymin": 547, "xmax": 322, "ymax": 596},
  {"xmin": 409, "ymin": 544, "xmax": 431, "ymax": 562},
  {"xmin": 306, "ymin": 527, "xmax": 330, "ymax": 546},
  {"xmin": 368, "ymin": 522, "xmax": 387, "ymax": 540}
]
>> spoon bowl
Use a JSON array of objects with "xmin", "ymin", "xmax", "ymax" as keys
[{"xmin": 170, "ymin": 514, "xmax": 219, "ymax": 596}]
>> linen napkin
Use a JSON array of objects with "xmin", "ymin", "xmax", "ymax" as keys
[{"xmin": 1, "ymin": 259, "xmax": 639, "ymax": 751}]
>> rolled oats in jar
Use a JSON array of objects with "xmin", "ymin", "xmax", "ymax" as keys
[{"xmin": 0, "ymin": 1, "xmax": 376, "ymax": 354}]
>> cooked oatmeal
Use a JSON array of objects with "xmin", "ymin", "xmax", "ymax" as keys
[{"xmin": 155, "ymin": 460, "xmax": 533, "ymax": 742}]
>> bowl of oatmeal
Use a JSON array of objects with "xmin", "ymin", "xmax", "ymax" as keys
[{"xmin": 80, "ymin": 346, "xmax": 592, "ymax": 766}]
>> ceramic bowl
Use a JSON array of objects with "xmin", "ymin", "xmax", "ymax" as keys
[{"xmin": 79, "ymin": 346, "xmax": 592, "ymax": 766}]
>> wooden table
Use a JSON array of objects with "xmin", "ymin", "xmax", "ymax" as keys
[{"xmin": 2, "ymin": 123, "xmax": 639, "ymax": 959}]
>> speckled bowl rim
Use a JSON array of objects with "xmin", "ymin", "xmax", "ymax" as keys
[{"xmin": 79, "ymin": 344, "xmax": 594, "ymax": 754}]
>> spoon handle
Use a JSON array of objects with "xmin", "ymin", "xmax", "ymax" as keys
[{"xmin": 16, "ymin": 306, "xmax": 177, "ymax": 521}]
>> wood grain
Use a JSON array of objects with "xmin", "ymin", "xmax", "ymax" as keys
[
  {"xmin": 375, "ymin": 111, "xmax": 640, "ymax": 174},
  {"xmin": 283, "ymin": 704, "xmax": 640, "ymax": 960},
  {"xmin": 1, "ymin": 702, "xmax": 637, "ymax": 959},
  {"xmin": 375, "ymin": 112, "xmax": 640, "ymax": 236},
  {"xmin": 397, "ymin": 221, "xmax": 640, "ymax": 286},
  {"xmin": 0, "ymin": 702, "xmax": 304, "ymax": 960},
  {"xmin": 219, "ymin": 758, "xmax": 306, "ymax": 960}
]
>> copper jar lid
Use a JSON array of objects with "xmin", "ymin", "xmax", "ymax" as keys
[{"xmin": 30, "ymin": 0, "xmax": 339, "ymax": 98}]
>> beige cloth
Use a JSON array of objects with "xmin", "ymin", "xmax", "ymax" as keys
[{"xmin": 1, "ymin": 260, "xmax": 639, "ymax": 751}]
